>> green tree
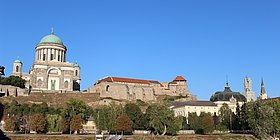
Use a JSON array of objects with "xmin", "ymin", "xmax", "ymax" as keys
[
  {"xmin": 166, "ymin": 116, "xmax": 183, "ymax": 135},
  {"xmin": 124, "ymin": 103, "xmax": 147, "ymax": 130},
  {"xmin": 233, "ymin": 102, "xmax": 241, "ymax": 130},
  {"xmin": 146, "ymin": 103, "xmax": 176, "ymax": 135},
  {"xmin": 29, "ymin": 113, "xmax": 46, "ymax": 133},
  {"xmin": 46, "ymin": 114, "xmax": 61, "ymax": 132},
  {"xmin": 188, "ymin": 112, "xmax": 200, "ymax": 131},
  {"xmin": 64, "ymin": 98, "xmax": 89, "ymax": 120},
  {"xmin": 199, "ymin": 112, "xmax": 215, "ymax": 134},
  {"xmin": 246, "ymin": 101, "xmax": 274, "ymax": 139},
  {"xmin": 94, "ymin": 103, "xmax": 124, "ymax": 132},
  {"xmin": 218, "ymin": 103, "xmax": 232, "ymax": 130},
  {"xmin": 188, "ymin": 112, "xmax": 215, "ymax": 134},
  {"xmin": 239, "ymin": 103, "xmax": 249, "ymax": 131},
  {"xmin": 0, "ymin": 76, "xmax": 26, "ymax": 88},
  {"xmin": 115, "ymin": 115, "xmax": 133, "ymax": 133},
  {"xmin": 265, "ymin": 99, "xmax": 280, "ymax": 137}
]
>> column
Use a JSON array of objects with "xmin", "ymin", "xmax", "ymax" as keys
[
  {"xmin": 60, "ymin": 50, "xmax": 63, "ymax": 62},
  {"xmin": 47, "ymin": 48, "xmax": 50, "ymax": 61},
  {"xmin": 35, "ymin": 50, "xmax": 38, "ymax": 61},
  {"xmin": 62, "ymin": 51, "xmax": 65, "ymax": 62}
]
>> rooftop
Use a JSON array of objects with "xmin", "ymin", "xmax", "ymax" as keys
[
  {"xmin": 96, "ymin": 76, "xmax": 161, "ymax": 85},
  {"xmin": 171, "ymin": 101, "xmax": 217, "ymax": 108}
]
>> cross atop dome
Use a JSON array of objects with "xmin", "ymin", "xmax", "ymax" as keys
[{"xmin": 51, "ymin": 28, "xmax": 54, "ymax": 34}]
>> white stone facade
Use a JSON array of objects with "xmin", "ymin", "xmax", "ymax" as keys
[
  {"xmin": 12, "ymin": 32, "xmax": 81, "ymax": 93},
  {"xmin": 242, "ymin": 77, "xmax": 255, "ymax": 102},
  {"xmin": 171, "ymin": 101, "xmax": 218, "ymax": 123}
]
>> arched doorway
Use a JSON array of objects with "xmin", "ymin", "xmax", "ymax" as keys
[{"xmin": 47, "ymin": 68, "xmax": 61, "ymax": 90}]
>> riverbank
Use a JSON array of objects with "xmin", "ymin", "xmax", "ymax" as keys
[{"xmin": 7, "ymin": 134, "xmax": 256, "ymax": 140}]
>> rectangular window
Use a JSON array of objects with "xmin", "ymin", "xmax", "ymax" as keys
[
  {"xmin": 43, "ymin": 54, "xmax": 46, "ymax": 61},
  {"xmin": 50, "ymin": 54, "xmax": 54, "ymax": 60},
  {"xmin": 58, "ymin": 55, "xmax": 60, "ymax": 61}
]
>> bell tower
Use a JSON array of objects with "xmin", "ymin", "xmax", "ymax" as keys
[
  {"xmin": 242, "ymin": 77, "xmax": 255, "ymax": 102},
  {"xmin": 12, "ymin": 59, "xmax": 23, "ymax": 77}
]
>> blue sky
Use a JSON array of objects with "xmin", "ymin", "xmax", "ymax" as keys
[{"xmin": 1, "ymin": 0, "xmax": 279, "ymax": 100}]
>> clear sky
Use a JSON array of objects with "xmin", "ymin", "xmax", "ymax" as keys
[{"xmin": 1, "ymin": 0, "xmax": 279, "ymax": 100}]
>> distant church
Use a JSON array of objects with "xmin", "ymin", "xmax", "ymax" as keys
[{"xmin": 12, "ymin": 30, "xmax": 81, "ymax": 93}]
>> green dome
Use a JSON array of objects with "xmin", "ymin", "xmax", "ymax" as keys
[{"xmin": 40, "ymin": 34, "xmax": 63, "ymax": 44}]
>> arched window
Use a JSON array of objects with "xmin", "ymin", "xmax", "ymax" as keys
[
  {"xmin": 37, "ymin": 79, "xmax": 42, "ymax": 87},
  {"xmin": 106, "ymin": 85, "xmax": 110, "ymax": 92},
  {"xmin": 64, "ymin": 81, "xmax": 69, "ymax": 89},
  {"xmin": 16, "ymin": 66, "xmax": 19, "ymax": 72},
  {"xmin": 75, "ymin": 70, "xmax": 78, "ymax": 76}
]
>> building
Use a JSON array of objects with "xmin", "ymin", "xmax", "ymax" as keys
[
  {"xmin": 210, "ymin": 82, "xmax": 247, "ymax": 113},
  {"xmin": 242, "ymin": 77, "xmax": 255, "ymax": 102},
  {"xmin": 12, "ymin": 30, "xmax": 81, "ymax": 93},
  {"xmin": 87, "ymin": 76, "xmax": 192, "ymax": 102},
  {"xmin": 259, "ymin": 79, "xmax": 268, "ymax": 100},
  {"xmin": 82, "ymin": 117, "xmax": 97, "ymax": 134},
  {"xmin": 171, "ymin": 101, "xmax": 218, "ymax": 123}
]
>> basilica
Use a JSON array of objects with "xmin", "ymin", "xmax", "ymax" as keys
[{"xmin": 12, "ymin": 30, "xmax": 81, "ymax": 93}]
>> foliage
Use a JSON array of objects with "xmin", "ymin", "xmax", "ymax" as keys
[
  {"xmin": 63, "ymin": 98, "xmax": 92, "ymax": 120},
  {"xmin": 265, "ymin": 99, "xmax": 280, "ymax": 136},
  {"xmin": 188, "ymin": 112, "xmax": 200, "ymax": 131},
  {"xmin": 115, "ymin": 115, "xmax": 133, "ymax": 132},
  {"xmin": 46, "ymin": 114, "xmax": 61, "ymax": 132},
  {"xmin": 70, "ymin": 114, "xmax": 83, "ymax": 133},
  {"xmin": 218, "ymin": 103, "xmax": 232, "ymax": 130},
  {"xmin": 4, "ymin": 116, "xmax": 18, "ymax": 131},
  {"xmin": 233, "ymin": 102, "xmax": 241, "ymax": 130},
  {"xmin": 166, "ymin": 116, "xmax": 183, "ymax": 135},
  {"xmin": 28, "ymin": 113, "xmax": 46, "ymax": 133},
  {"xmin": 188, "ymin": 112, "xmax": 215, "ymax": 134},
  {"xmin": 0, "ymin": 75, "xmax": 25, "ymax": 88},
  {"xmin": 239, "ymin": 103, "xmax": 249, "ymax": 130},
  {"xmin": 200, "ymin": 112, "xmax": 215, "ymax": 134},
  {"xmin": 181, "ymin": 116, "xmax": 190, "ymax": 130},
  {"xmin": 59, "ymin": 117, "xmax": 69, "ymax": 134},
  {"xmin": 94, "ymin": 103, "xmax": 124, "ymax": 131},
  {"xmin": 246, "ymin": 101, "xmax": 274, "ymax": 139},
  {"xmin": 216, "ymin": 124, "xmax": 228, "ymax": 132},
  {"xmin": 146, "ymin": 103, "xmax": 177, "ymax": 135},
  {"xmin": 124, "ymin": 103, "xmax": 147, "ymax": 130},
  {"xmin": 30, "ymin": 102, "xmax": 48, "ymax": 115}
]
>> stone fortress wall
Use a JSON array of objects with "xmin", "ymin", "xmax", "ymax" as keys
[
  {"xmin": 0, "ymin": 84, "xmax": 28, "ymax": 96},
  {"xmin": 87, "ymin": 76, "xmax": 195, "ymax": 102}
]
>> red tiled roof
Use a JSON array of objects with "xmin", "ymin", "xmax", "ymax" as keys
[
  {"xmin": 97, "ymin": 76, "xmax": 161, "ymax": 85},
  {"xmin": 262, "ymin": 97, "xmax": 280, "ymax": 102},
  {"xmin": 174, "ymin": 76, "xmax": 186, "ymax": 81}
]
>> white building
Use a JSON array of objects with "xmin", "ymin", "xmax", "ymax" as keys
[
  {"xmin": 12, "ymin": 30, "xmax": 81, "ymax": 93},
  {"xmin": 171, "ymin": 101, "xmax": 218, "ymax": 123}
]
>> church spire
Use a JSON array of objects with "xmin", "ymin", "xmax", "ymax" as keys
[{"xmin": 260, "ymin": 78, "xmax": 267, "ymax": 100}]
